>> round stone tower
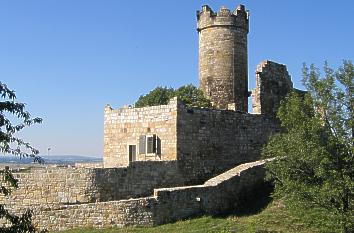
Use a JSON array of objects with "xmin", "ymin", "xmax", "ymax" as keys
[{"xmin": 197, "ymin": 5, "xmax": 249, "ymax": 111}]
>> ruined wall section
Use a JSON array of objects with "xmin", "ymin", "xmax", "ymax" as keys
[
  {"xmin": 197, "ymin": 5, "xmax": 249, "ymax": 111},
  {"xmin": 104, "ymin": 98, "xmax": 178, "ymax": 167},
  {"xmin": 154, "ymin": 160, "xmax": 268, "ymax": 223},
  {"xmin": 252, "ymin": 60, "xmax": 293, "ymax": 116},
  {"xmin": 24, "ymin": 160, "xmax": 268, "ymax": 231},
  {"xmin": 176, "ymin": 101, "xmax": 279, "ymax": 183},
  {"xmin": 0, "ymin": 161, "xmax": 186, "ymax": 210}
]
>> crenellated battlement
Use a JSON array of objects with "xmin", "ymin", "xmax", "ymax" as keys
[{"xmin": 197, "ymin": 4, "xmax": 249, "ymax": 32}]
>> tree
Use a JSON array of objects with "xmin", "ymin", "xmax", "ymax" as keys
[
  {"xmin": 174, "ymin": 84, "xmax": 212, "ymax": 108},
  {"xmin": 134, "ymin": 84, "xmax": 212, "ymax": 108},
  {"xmin": 0, "ymin": 82, "xmax": 45, "ymax": 232},
  {"xmin": 263, "ymin": 60, "xmax": 353, "ymax": 233},
  {"xmin": 135, "ymin": 86, "xmax": 174, "ymax": 108}
]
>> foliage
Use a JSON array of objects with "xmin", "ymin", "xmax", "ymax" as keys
[
  {"xmin": 134, "ymin": 84, "xmax": 212, "ymax": 108},
  {"xmin": 134, "ymin": 86, "xmax": 174, "ymax": 108},
  {"xmin": 174, "ymin": 84, "xmax": 212, "ymax": 108},
  {"xmin": 0, "ymin": 82, "xmax": 45, "ymax": 232},
  {"xmin": 263, "ymin": 60, "xmax": 354, "ymax": 233}
]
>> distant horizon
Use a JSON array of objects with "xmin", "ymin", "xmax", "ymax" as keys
[
  {"xmin": 2, "ymin": 154, "xmax": 103, "ymax": 158},
  {"xmin": 0, "ymin": 154, "xmax": 102, "ymax": 166},
  {"xmin": 40, "ymin": 154, "xmax": 103, "ymax": 158}
]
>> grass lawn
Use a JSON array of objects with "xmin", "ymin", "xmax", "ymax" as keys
[{"xmin": 57, "ymin": 194, "xmax": 337, "ymax": 233}]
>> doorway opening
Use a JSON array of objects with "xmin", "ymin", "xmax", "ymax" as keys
[{"xmin": 128, "ymin": 145, "xmax": 136, "ymax": 163}]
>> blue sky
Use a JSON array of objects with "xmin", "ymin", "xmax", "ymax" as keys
[{"xmin": 1, "ymin": 1, "xmax": 353, "ymax": 157}]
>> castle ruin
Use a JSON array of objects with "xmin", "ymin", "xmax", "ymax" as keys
[
  {"xmin": 1, "ymin": 4, "xmax": 302, "ymax": 231},
  {"xmin": 103, "ymin": 4, "xmax": 299, "ymax": 171}
]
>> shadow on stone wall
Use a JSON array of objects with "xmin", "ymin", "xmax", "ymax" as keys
[{"xmin": 223, "ymin": 181, "xmax": 274, "ymax": 217}]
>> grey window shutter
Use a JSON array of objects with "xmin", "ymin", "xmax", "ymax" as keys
[
  {"xmin": 139, "ymin": 135, "xmax": 146, "ymax": 154},
  {"xmin": 147, "ymin": 136, "xmax": 154, "ymax": 154},
  {"xmin": 153, "ymin": 134, "xmax": 157, "ymax": 153},
  {"xmin": 156, "ymin": 136, "xmax": 161, "ymax": 155}
]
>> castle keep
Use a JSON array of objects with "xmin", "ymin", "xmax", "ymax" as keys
[
  {"xmin": 1, "ymin": 4, "xmax": 302, "ymax": 231},
  {"xmin": 198, "ymin": 5, "xmax": 249, "ymax": 111}
]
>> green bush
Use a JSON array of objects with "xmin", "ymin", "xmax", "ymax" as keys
[{"xmin": 134, "ymin": 84, "xmax": 212, "ymax": 108}]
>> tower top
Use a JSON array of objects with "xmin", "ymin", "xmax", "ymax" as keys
[{"xmin": 197, "ymin": 4, "xmax": 249, "ymax": 32}]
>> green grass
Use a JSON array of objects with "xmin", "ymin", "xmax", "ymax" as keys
[{"xmin": 57, "ymin": 195, "xmax": 337, "ymax": 233}]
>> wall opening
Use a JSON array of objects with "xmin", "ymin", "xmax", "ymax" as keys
[{"xmin": 128, "ymin": 145, "xmax": 136, "ymax": 162}]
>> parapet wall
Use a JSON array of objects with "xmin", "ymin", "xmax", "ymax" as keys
[
  {"xmin": 0, "ymin": 161, "xmax": 186, "ymax": 210},
  {"xmin": 27, "ymin": 160, "xmax": 268, "ymax": 231},
  {"xmin": 0, "ymin": 167, "xmax": 97, "ymax": 207}
]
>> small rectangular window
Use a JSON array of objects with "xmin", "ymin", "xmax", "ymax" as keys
[{"xmin": 139, "ymin": 134, "xmax": 160, "ymax": 155}]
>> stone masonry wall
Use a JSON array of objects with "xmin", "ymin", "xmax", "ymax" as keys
[
  {"xmin": 197, "ymin": 5, "xmax": 249, "ymax": 111},
  {"xmin": 32, "ymin": 197, "xmax": 157, "ymax": 231},
  {"xmin": 153, "ymin": 160, "xmax": 268, "ymax": 223},
  {"xmin": 252, "ymin": 60, "xmax": 293, "ymax": 116},
  {"xmin": 92, "ymin": 161, "xmax": 186, "ymax": 201},
  {"xmin": 103, "ymin": 98, "xmax": 279, "ymax": 184},
  {"xmin": 104, "ymin": 98, "xmax": 178, "ymax": 167},
  {"xmin": 0, "ymin": 167, "xmax": 97, "ymax": 208},
  {"xmin": 0, "ymin": 161, "xmax": 186, "ymax": 210},
  {"xmin": 24, "ymin": 160, "xmax": 268, "ymax": 231},
  {"xmin": 177, "ymin": 101, "xmax": 279, "ymax": 183}
]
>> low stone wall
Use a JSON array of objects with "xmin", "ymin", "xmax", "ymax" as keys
[
  {"xmin": 32, "ymin": 198, "xmax": 157, "ymax": 231},
  {"xmin": 153, "ymin": 160, "xmax": 267, "ymax": 223},
  {"xmin": 25, "ymin": 160, "xmax": 268, "ymax": 231},
  {"xmin": 0, "ymin": 167, "xmax": 97, "ymax": 207},
  {"xmin": 0, "ymin": 161, "xmax": 187, "ymax": 209},
  {"xmin": 74, "ymin": 162, "xmax": 103, "ymax": 168}
]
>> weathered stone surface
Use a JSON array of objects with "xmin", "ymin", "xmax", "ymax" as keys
[
  {"xmin": 154, "ymin": 159, "xmax": 268, "ymax": 221},
  {"xmin": 0, "ymin": 161, "xmax": 186, "ymax": 209},
  {"xmin": 5, "ymin": 160, "xmax": 267, "ymax": 231},
  {"xmin": 252, "ymin": 60, "xmax": 293, "ymax": 116},
  {"xmin": 197, "ymin": 5, "xmax": 249, "ymax": 111},
  {"xmin": 104, "ymin": 98, "xmax": 178, "ymax": 168},
  {"xmin": 176, "ymin": 101, "xmax": 279, "ymax": 183},
  {"xmin": 104, "ymin": 98, "xmax": 280, "ymax": 183}
]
